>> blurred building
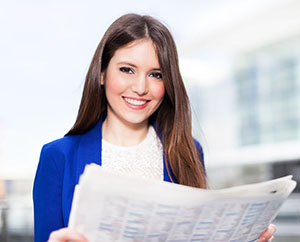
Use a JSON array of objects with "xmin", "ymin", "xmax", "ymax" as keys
[
  {"xmin": 181, "ymin": 0, "xmax": 300, "ymax": 240},
  {"xmin": 235, "ymin": 36, "xmax": 300, "ymax": 146},
  {"xmin": 0, "ymin": 179, "xmax": 33, "ymax": 242},
  {"xmin": 1, "ymin": 116, "xmax": 33, "ymax": 242},
  {"xmin": 182, "ymin": 0, "xmax": 300, "ymax": 165}
]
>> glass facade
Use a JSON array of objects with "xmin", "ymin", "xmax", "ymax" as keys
[{"xmin": 235, "ymin": 39, "xmax": 300, "ymax": 146}]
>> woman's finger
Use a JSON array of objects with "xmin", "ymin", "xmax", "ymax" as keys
[
  {"xmin": 48, "ymin": 228, "xmax": 88, "ymax": 242},
  {"xmin": 259, "ymin": 224, "xmax": 276, "ymax": 242}
]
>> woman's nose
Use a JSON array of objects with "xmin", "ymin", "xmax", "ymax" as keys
[{"xmin": 132, "ymin": 75, "xmax": 148, "ymax": 95}]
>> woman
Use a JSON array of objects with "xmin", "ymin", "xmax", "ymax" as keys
[{"xmin": 33, "ymin": 13, "xmax": 275, "ymax": 242}]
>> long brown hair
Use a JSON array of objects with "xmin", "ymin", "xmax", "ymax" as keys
[{"xmin": 66, "ymin": 14, "xmax": 206, "ymax": 188}]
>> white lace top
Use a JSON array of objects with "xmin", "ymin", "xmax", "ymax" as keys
[{"xmin": 101, "ymin": 126, "xmax": 164, "ymax": 180}]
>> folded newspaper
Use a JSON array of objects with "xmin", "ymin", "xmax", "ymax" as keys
[{"xmin": 69, "ymin": 164, "xmax": 296, "ymax": 242}]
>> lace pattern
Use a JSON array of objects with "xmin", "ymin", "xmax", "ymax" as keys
[{"xmin": 101, "ymin": 126, "xmax": 163, "ymax": 180}]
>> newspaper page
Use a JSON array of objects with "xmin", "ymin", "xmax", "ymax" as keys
[{"xmin": 68, "ymin": 164, "xmax": 296, "ymax": 242}]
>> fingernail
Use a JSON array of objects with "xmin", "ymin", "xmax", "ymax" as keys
[{"xmin": 270, "ymin": 224, "xmax": 276, "ymax": 233}]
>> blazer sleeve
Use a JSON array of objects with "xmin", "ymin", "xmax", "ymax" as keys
[{"xmin": 33, "ymin": 144, "xmax": 65, "ymax": 242}]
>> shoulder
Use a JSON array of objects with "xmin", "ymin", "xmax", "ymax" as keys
[
  {"xmin": 42, "ymin": 135, "xmax": 79, "ymax": 156},
  {"xmin": 193, "ymin": 138, "xmax": 205, "ymax": 166},
  {"xmin": 38, "ymin": 135, "xmax": 81, "ymax": 172},
  {"xmin": 193, "ymin": 138, "xmax": 203, "ymax": 153}
]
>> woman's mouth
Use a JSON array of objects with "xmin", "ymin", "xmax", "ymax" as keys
[{"xmin": 124, "ymin": 97, "xmax": 148, "ymax": 106}]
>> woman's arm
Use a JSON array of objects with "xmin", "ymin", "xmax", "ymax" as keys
[{"xmin": 33, "ymin": 144, "xmax": 65, "ymax": 242}]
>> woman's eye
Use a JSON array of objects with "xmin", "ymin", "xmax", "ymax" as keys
[
  {"xmin": 120, "ymin": 67, "xmax": 134, "ymax": 74},
  {"xmin": 149, "ymin": 72, "xmax": 162, "ymax": 79}
]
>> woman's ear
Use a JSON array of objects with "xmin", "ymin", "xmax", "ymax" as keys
[{"xmin": 100, "ymin": 72, "xmax": 105, "ymax": 85}]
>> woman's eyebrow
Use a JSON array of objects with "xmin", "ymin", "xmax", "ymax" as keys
[
  {"xmin": 117, "ymin": 61, "xmax": 161, "ymax": 71},
  {"xmin": 117, "ymin": 61, "xmax": 137, "ymax": 68}
]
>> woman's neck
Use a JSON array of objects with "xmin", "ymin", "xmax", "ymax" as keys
[{"xmin": 102, "ymin": 116, "xmax": 149, "ymax": 146}]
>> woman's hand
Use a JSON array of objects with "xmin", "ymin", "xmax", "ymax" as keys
[
  {"xmin": 48, "ymin": 228, "xmax": 88, "ymax": 242},
  {"xmin": 258, "ymin": 224, "xmax": 276, "ymax": 242}
]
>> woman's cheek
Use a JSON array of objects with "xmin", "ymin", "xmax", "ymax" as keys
[
  {"xmin": 153, "ymin": 82, "xmax": 165, "ymax": 100},
  {"xmin": 108, "ymin": 76, "xmax": 128, "ymax": 93}
]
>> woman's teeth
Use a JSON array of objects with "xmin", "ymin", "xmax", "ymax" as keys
[{"xmin": 124, "ymin": 97, "xmax": 147, "ymax": 106}]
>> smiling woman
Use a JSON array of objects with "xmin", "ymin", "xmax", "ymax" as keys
[{"xmin": 32, "ymin": 13, "xmax": 275, "ymax": 242}]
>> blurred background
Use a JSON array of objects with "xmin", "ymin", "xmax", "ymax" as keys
[{"xmin": 0, "ymin": 0, "xmax": 299, "ymax": 241}]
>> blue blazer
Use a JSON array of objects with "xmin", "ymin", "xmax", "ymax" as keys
[{"xmin": 33, "ymin": 116, "xmax": 204, "ymax": 242}]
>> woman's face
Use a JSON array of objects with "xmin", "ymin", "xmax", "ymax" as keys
[{"xmin": 101, "ymin": 39, "xmax": 165, "ymax": 127}]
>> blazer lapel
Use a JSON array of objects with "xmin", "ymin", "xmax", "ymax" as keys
[{"xmin": 152, "ymin": 122, "xmax": 177, "ymax": 183}]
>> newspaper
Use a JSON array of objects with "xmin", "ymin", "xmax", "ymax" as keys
[{"xmin": 68, "ymin": 164, "xmax": 296, "ymax": 242}]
